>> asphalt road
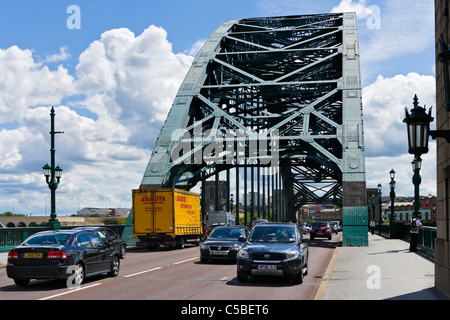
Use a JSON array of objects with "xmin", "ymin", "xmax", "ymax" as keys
[{"xmin": 0, "ymin": 233, "xmax": 340, "ymax": 301}]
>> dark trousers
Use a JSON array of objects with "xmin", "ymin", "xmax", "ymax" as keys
[{"xmin": 410, "ymin": 233, "xmax": 419, "ymax": 251}]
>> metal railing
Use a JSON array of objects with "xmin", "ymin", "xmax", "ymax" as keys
[
  {"xmin": 0, "ymin": 226, "xmax": 51, "ymax": 251},
  {"xmin": 376, "ymin": 223, "xmax": 437, "ymax": 257},
  {"xmin": 0, "ymin": 224, "xmax": 129, "ymax": 252}
]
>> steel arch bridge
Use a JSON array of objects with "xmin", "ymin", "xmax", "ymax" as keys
[{"xmin": 139, "ymin": 13, "xmax": 368, "ymax": 246}]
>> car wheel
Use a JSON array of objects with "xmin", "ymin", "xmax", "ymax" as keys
[
  {"xmin": 13, "ymin": 278, "xmax": 30, "ymax": 286},
  {"xmin": 108, "ymin": 255, "xmax": 120, "ymax": 277},
  {"xmin": 175, "ymin": 237, "xmax": 185, "ymax": 249},
  {"xmin": 72, "ymin": 262, "xmax": 85, "ymax": 286},
  {"xmin": 303, "ymin": 261, "xmax": 308, "ymax": 276},
  {"xmin": 297, "ymin": 270, "xmax": 304, "ymax": 284},
  {"xmin": 120, "ymin": 244, "xmax": 126, "ymax": 259},
  {"xmin": 289, "ymin": 270, "xmax": 304, "ymax": 285}
]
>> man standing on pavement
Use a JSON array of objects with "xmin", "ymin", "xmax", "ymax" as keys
[
  {"xmin": 369, "ymin": 219, "xmax": 375, "ymax": 235},
  {"xmin": 409, "ymin": 214, "xmax": 423, "ymax": 252}
]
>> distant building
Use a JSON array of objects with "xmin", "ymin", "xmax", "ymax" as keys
[
  {"xmin": 77, "ymin": 207, "xmax": 130, "ymax": 218},
  {"xmin": 386, "ymin": 196, "xmax": 436, "ymax": 223}
]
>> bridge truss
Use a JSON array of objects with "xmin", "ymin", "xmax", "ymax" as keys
[{"xmin": 139, "ymin": 13, "xmax": 368, "ymax": 246}]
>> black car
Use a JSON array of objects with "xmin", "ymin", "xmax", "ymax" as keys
[
  {"xmin": 6, "ymin": 229, "xmax": 120, "ymax": 287},
  {"xmin": 200, "ymin": 226, "xmax": 249, "ymax": 263},
  {"xmin": 236, "ymin": 223, "xmax": 309, "ymax": 284},
  {"xmin": 74, "ymin": 227, "xmax": 127, "ymax": 259}
]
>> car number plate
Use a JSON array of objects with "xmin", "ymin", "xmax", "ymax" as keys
[
  {"xmin": 212, "ymin": 251, "xmax": 228, "ymax": 255},
  {"xmin": 317, "ymin": 232, "xmax": 323, "ymax": 235},
  {"xmin": 23, "ymin": 252, "xmax": 43, "ymax": 258},
  {"xmin": 257, "ymin": 264, "xmax": 277, "ymax": 270}
]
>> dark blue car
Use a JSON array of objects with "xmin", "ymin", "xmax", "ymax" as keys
[
  {"xmin": 200, "ymin": 226, "xmax": 249, "ymax": 262},
  {"xmin": 236, "ymin": 223, "xmax": 309, "ymax": 284},
  {"xmin": 73, "ymin": 226, "xmax": 127, "ymax": 259},
  {"xmin": 7, "ymin": 229, "xmax": 120, "ymax": 287}
]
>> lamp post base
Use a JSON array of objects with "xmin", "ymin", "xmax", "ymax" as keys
[
  {"xmin": 389, "ymin": 220, "xmax": 398, "ymax": 239},
  {"xmin": 47, "ymin": 219, "xmax": 61, "ymax": 230}
]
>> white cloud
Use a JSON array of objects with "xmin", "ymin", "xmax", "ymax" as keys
[
  {"xmin": 74, "ymin": 25, "xmax": 194, "ymax": 148},
  {"xmin": 185, "ymin": 39, "xmax": 207, "ymax": 56},
  {"xmin": 0, "ymin": 25, "xmax": 194, "ymax": 215},
  {"xmin": 0, "ymin": 46, "xmax": 74, "ymax": 123},
  {"xmin": 330, "ymin": 0, "xmax": 374, "ymax": 19},
  {"xmin": 365, "ymin": 141, "xmax": 436, "ymax": 197},
  {"xmin": 363, "ymin": 72, "xmax": 436, "ymax": 196},
  {"xmin": 359, "ymin": 0, "xmax": 434, "ymax": 62},
  {"xmin": 362, "ymin": 72, "xmax": 436, "ymax": 157},
  {"xmin": 43, "ymin": 46, "xmax": 71, "ymax": 64}
]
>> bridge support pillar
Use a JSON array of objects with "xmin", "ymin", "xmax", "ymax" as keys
[
  {"xmin": 342, "ymin": 182, "xmax": 368, "ymax": 246},
  {"xmin": 341, "ymin": 12, "xmax": 368, "ymax": 246}
]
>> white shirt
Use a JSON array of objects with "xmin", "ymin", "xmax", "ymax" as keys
[{"xmin": 410, "ymin": 219, "xmax": 422, "ymax": 234}]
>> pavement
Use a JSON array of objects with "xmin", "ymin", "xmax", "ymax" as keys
[
  {"xmin": 315, "ymin": 233, "xmax": 449, "ymax": 300},
  {"xmin": 0, "ymin": 233, "xmax": 448, "ymax": 300}
]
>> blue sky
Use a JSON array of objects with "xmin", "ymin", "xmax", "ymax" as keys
[{"xmin": 0, "ymin": 0, "xmax": 437, "ymax": 215}]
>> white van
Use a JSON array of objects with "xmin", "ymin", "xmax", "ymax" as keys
[{"xmin": 205, "ymin": 211, "xmax": 236, "ymax": 230}]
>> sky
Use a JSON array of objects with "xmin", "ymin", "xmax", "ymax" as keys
[{"xmin": 0, "ymin": 0, "xmax": 437, "ymax": 216}]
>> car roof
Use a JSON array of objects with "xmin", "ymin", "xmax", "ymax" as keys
[
  {"xmin": 73, "ymin": 226, "xmax": 101, "ymax": 230},
  {"xmin": 252, "ymin": 222, "xmax": 296, "ymax": 228},
  {"xmin": 28, "ymin": 229, "xmax": 90, "ymax": 236},
  {"xmin": 212, "ymin": 225, "xmax": 247, "ymax": 229}
]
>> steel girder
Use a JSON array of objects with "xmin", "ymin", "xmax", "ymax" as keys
[{"xmin": 139, "ymin": 13, "xmax": 367, "ymax": 245}]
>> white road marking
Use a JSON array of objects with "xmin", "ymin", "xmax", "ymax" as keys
[
  {"xmin": 38, "ymin": 283, "xmax": 102, "ymax": 300},
  {"xmin": 173, "ymin": 257, "xmax": 197, "ymax": 265},
  {"xmin": 124, "ymin": 267, "xmax": 162, "ymax": 278}
]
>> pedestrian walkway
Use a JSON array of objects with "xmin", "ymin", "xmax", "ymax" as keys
[{"xmin": 315, "ymin": 233, "xmax": 448, "ymax": 300}]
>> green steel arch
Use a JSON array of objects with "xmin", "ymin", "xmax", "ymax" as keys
[{"xmin": 139, "ymin": 13, "xmax": 368, "ymax": 246}]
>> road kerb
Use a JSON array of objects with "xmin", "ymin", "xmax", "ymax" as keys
[{"xmin": 314, "ymin": 238, "xmax": 340, "ymax": 300}]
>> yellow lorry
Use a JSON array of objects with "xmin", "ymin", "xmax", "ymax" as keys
[{"xmin": 132, "ymin": 188, "xmax": 202, "ymax": 249}]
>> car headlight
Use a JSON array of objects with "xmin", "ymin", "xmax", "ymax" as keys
[
  {"xmin": 237, "ymin": 249, "xmax": 249, "ymax": 259},
  {"xmin": 201, "ymin": 243, "xmax": 209, "ymax": 250},
  {"xmin": 285, "ymin": 251, "xmax": 300, "ymax": 260},
  {"xmin": 232, "ymin": 244, "xmax": 242, "ymax": 251}
]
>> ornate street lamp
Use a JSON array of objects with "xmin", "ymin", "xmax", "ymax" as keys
[
  {"xmin": 403, "ymin": 95, "xmax": 433, "ymax": 157},
  {"xmin": 389, "ymin": 169, "xmax": 397, "ymax": 239},
  {"xmin": 377, "ymin": 183, "xmax": 382, "ymax": 235},
  {"xmin": 411, "ymin": 157, "xmax": 422, "ymax": 217},
  {"xmin": 389, "ymin": 170, "xmax": 396, "ymax": 222},
  {"xmin": 230, "ymin": 193, "xmax": 234, "ymax": 214},
  {"xmin": 43, "ymin": 107, "xmax": 64, "ymax": 230},
  {"xmin": 372, "ymin": 193, "xmax": 375, "ymax": 223},
  {"xmin": 403, "ymin": 96, "xmax": 433, "ymax": 220}
]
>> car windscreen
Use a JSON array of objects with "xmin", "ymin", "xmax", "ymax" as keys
[
  {"xmin": 312, "ymin": 221, "xmax": 328, "ymax": 227},
  {"xmin": 209, "ymin": 228, "xmax": 244, "ymax": 239},
  {"xmin": 22, "ymin": 233, "xmax": 70, "ymax": 246},
  {"xmin": 249, "ymin": 226, "xmax": 297, "ymax": 243}
]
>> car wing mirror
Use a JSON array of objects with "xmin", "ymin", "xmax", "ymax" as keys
[
  {"xmin": 301, "ymin": 238, "xmax": 309, "ymax": 244},
  {"xmin": 238, "ymin": 236, "xmax": 246, "ymax": 242}
]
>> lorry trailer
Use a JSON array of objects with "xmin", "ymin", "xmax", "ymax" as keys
[{"xmin": 132, "ymin": 188, "xmax": 202, "ymax": 249}]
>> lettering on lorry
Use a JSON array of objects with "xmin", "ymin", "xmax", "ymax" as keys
[{"xmin": 141, "ymin": 196, "xmax": 165, "ymax": 204}]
